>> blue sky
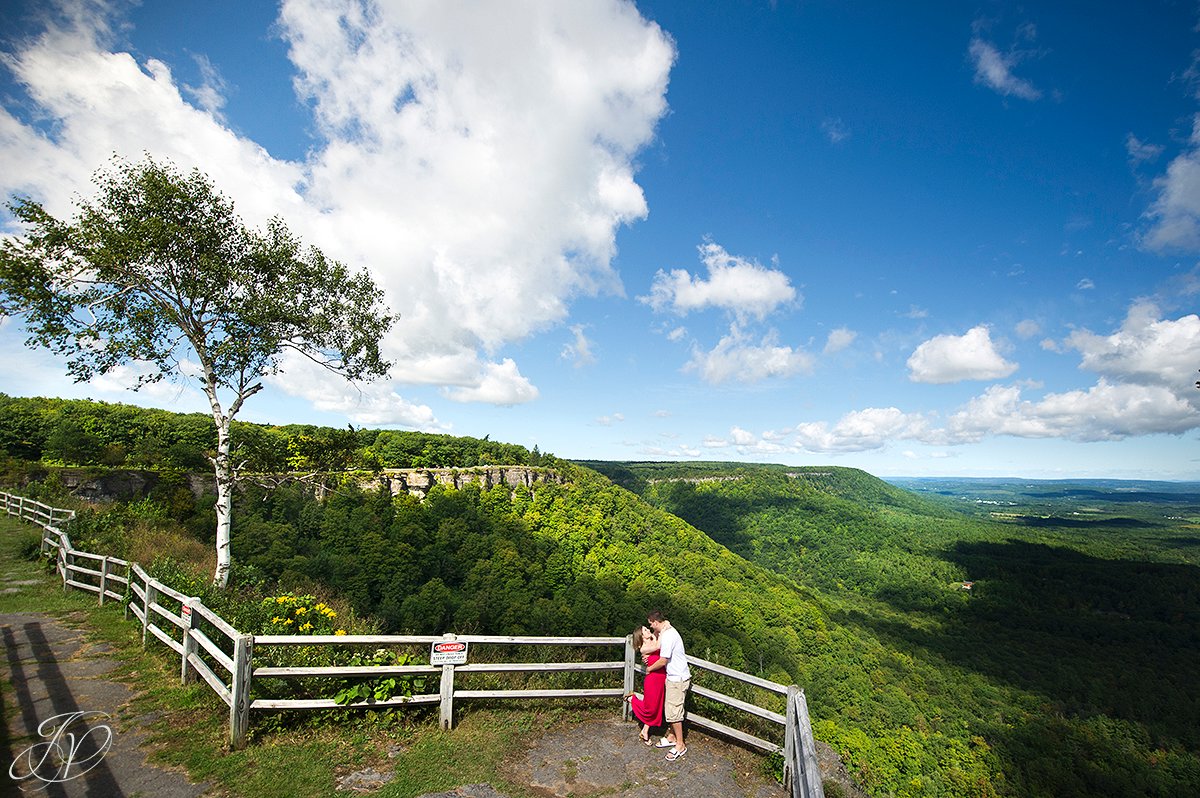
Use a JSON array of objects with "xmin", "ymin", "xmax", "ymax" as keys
[{"xmin": 1, "ymin": 0, "xmax": 1199, "ymax": 480}]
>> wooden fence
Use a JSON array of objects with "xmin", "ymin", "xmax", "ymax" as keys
[{"xmin": 1, "ymin": 490, "xmax": 824, "ymax": 798}]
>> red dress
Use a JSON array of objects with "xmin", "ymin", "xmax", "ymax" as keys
[{"xmin": 631, "ymin": 653, "xmax": 665, "ymax": 727}]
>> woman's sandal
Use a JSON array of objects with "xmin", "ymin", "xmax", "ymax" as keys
[{"xmin": 641, "ymin": 735, "xmax": 653, "ymax": 746}]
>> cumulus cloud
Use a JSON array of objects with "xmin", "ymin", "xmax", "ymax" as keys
[
  {"xmin": 0, "ymin": 0, "xmax": 674, "ymax": 422},
  {"xmin": 793, "ymin": 407, "xmax": 928, "ymax": 453},
  {"xmin": 1015, "ymin": 319, "xmax": 1040, "ymax": 339},
  {"xmin": 907, "ymin": 325, "xmax": 1018, "ymax": 383},
  {"xmin": 562, "ymin": 324, "xmax": 596, "ymax": 367},
  {"xmin": 823, "ymin": 327, "xmax": 856, "ymax": 354},
  {"xmin": 686, "ymin": 326, "xmax": 814, "ymax": 384},
  {"xmin": 1063, "ymin": 301, "xmax": 1200, "ymax": 391},
  {"xmin": 641, "ymin": 241, "xmax": 799, "ymax": 322},
  {"xmin": 265, "ymin": 354, "xmax": 442, "ymax": 427},
  {"xmin": 1126, "ymin": 133, "xmax": 1163, "ymax": 166},
  {"xmin": 442, "ymin": 359, "xmax": 539, "ymax": 406},
  {"xmin": 702, "ymin": 303, "xmax": 1200, "ymax": 456},
  {"xmin": 968, "ymin": 37, "xmax": 1041, "ymax": 100},
  {"xmin": 936, "ymin": 381, "xmax": 1197, "ymax": 443},
  {"xmin": 1142, "ymin": 115, "xmax": 1200, "ymax": 252}
]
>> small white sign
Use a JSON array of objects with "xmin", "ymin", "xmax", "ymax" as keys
[{"xmin": 430, "ymin": 640, "xmax": 468, "ymax": 665}]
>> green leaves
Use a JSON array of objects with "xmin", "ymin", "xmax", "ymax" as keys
[{"xmin": 0, "ymin": 155, "xmax": 395, "ymax": 396}]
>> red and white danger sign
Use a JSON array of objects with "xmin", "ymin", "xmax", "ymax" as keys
[{"xmin": 430, "ymin": 639, "xmax": 468, "ymax": 665}]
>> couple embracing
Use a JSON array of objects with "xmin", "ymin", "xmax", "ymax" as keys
[{"xmin": 626, "ymin": 609, "xmax": 690, "ymax": 762}]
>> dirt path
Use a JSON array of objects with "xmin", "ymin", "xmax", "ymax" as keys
[
  {"xmin": 502, "ymin": 717, "xmax": 787, "ymax": 798},
  {"xmin": 0, "ymin": 609, "xmax": 216, "ymax": 798}
]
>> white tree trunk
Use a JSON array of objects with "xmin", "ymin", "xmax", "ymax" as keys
[{"xmin": 212, "ymin": 414, "xmax": 234, "ymax": 588}]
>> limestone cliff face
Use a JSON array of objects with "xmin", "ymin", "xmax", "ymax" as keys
[
  {"xmin": 44, "ymin": 466, "xmax": 562, "ymax": 503},
  {"xmin": 373, "ymin": 467, "xmax": 564, "ymax": 498}
]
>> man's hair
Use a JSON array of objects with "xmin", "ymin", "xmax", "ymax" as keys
[{"xmin": 647, "ymin": 609, "xmax": 665, "ymax": 623}]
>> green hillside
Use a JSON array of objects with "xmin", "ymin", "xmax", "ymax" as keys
[
  {"xmin": 1, "ymin": 397, "xmax": 1197, "ymax": 797},
  {"xmin": 603, "ymin": 460, "xmax": 1200, "ymax": 798}
]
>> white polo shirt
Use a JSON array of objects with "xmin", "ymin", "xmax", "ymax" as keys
[{"xmin": 657, "ymin": 623, "xmax": 690, "ymax": 681}]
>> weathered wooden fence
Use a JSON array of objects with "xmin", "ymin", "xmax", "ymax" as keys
[{"xmin": 1, "ymin": 490, "xmax": 823, "ymax": 797}]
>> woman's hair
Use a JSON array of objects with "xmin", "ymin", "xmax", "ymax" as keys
[{"xmin": 632, "ymin": 626, "xmax": 645, "ymax": 650}]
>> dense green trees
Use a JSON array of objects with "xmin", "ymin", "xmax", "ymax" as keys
[
  {"xmin": 626, "ymin": 462, "xmax": 1200, "ymax": 798},
  {"xmin": 0, "ymin": 395, "xmax": 554, "ymax": 474}
]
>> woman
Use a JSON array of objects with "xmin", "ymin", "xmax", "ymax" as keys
[{"xmin": 627, "ymin": 625, "xmax": 666, "ymax": 745}]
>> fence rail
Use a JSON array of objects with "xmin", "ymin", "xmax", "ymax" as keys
[{"xmin": 1, "ymin": 490, "xmax": 823, "ymax": 797}]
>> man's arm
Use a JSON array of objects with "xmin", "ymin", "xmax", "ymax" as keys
[{"xmin": 645, "ymin": 655, "xmax": 669, "ymax": 673}]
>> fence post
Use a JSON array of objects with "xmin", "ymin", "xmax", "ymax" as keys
[
  {"xmin": 795, "ymin": 688, "xmax": 824, "ymax": 798},
  {"xmin": 60, "ymin": 542, "xmax": 71, "ymax": 592},
  {"xmin": 785, "ymin": 686, "xmax": 799, "ymax": 798},
  {"xmin": 181, "ymin": 598, "xmax": 200, "ymax": 685},
  {"xmin": 438, "ymin": 633, "xmax": 457, "ymax": 730},
  {"xmin": 142, "ymin": 578, "xmax": 157, "ymax": 645},
  {"xmin": 98, "ymin": 556, "xmax": 110, "ymax": 606},
  {"xmin": 123, "ymin": 563, "xmax": 132, "ymax": 620},
  {"xmin": 622, "ymin": 634, "xmax": 635, "ymax": 721},
  {"xmin": 230, "ymin": 634, "xmax": 253, "ymax": 750}
]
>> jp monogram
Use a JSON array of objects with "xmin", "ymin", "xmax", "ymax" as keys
[{"xmin": 9, "ymin": 711, "xmax": 113, "ymax": 786}]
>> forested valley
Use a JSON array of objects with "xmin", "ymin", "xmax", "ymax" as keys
[{"xmin": 2, "ymin": 394, "xmax": 1198, "ymax": 798}]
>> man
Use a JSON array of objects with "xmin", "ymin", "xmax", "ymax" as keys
[{"xmin": 645, "ymin": 609, "xmax": 690, "ymax": 761}]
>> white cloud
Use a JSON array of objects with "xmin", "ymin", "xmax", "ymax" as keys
[
  {"xmin": 823, "ymin": 327, "xmax": 856, "ymax": 354},
  {"xmin": 821, "ymin": 117, "xmax": 848, "ymax": 143},
  {"xmin": 561, "ymin": 324, "xmax": 596, "ymax": 367},
  {"xmin": 1126, "ymin": 133, "xmax": 1163, "ymax": 166},
  {"xmin": 0, "ymin": 0, "xmax": 674, "ymax": 412},
  {"xmin": 265, "ymin": 355, "xmax": 442, "ymax": 427},
  {"xmin": 793, "ymin": 407, "xmax": 928, "ymax": 453},
  {"xmin": 1015, "ymin": 319, "xmax": 1040, "ymax": 339},
  {"xmin": 1142, "ymin": 115, "xmax": 1200, "ymax": 252},
  {"xmin": 968, "ymin": 37, "xmax": 1041, "ymax": 101},
  {"xmin": 686, "ymin": 326, "xmax": 814, "ymax": 384},
  {"xmin": 183, "ymin": 54, "xmax": 228, "ymax": 116},
  {"xmin": 1063, "ymin": 301, "xmax": 1200, "ymax": 392},
  {"xmin": 907, "ymin": 325, "xmax": 1018, "ymax": 383},
  {"xmin": 595, "ymin": 413, "xmax": 625, "ymax": 426},
  {"xmin": 442, "ymin": 359, "xmax": 539, "ymax": 406},
  {"xmin": 729, "ymin": 426, "xmax": 757, "ymax": 445},
  {"xmin": 936, "ymin": 381, "xmax": 1198, "ymax": 443},
  {"xmin": 1076, "ymin": 277, "xmax": 1095, "ymax": 290},
  {"xmin": 641, "ymin": 241, "xmax": 799, "ymax": 322}
]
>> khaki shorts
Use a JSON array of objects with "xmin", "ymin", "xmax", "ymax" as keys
[{"xmin": 664, "ymin": 678, "xmax": 690, "ymax": 723}]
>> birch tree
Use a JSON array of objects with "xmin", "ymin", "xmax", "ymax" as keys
[{"xmin": 0, "ymin": 156, "xmax": 395, "ymax": 586}]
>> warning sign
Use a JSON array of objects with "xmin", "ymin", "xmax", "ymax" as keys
[{"xmin": 430, "ymin": 640, "xmax": 468, "ymax": 665}]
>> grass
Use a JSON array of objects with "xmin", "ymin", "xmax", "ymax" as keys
[{"xmin": 0, "ymin": 514, "xmax": 578, "ymax": 798}]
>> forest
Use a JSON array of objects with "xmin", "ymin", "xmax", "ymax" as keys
[{"xmin": 2, "ymin": 394, "xmax": 1198, "ymax": 798}]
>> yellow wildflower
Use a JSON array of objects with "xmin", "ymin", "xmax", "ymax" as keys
[{"xmin": 334, "ymin": 629, "xmax": 347, "ymax": 636}]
